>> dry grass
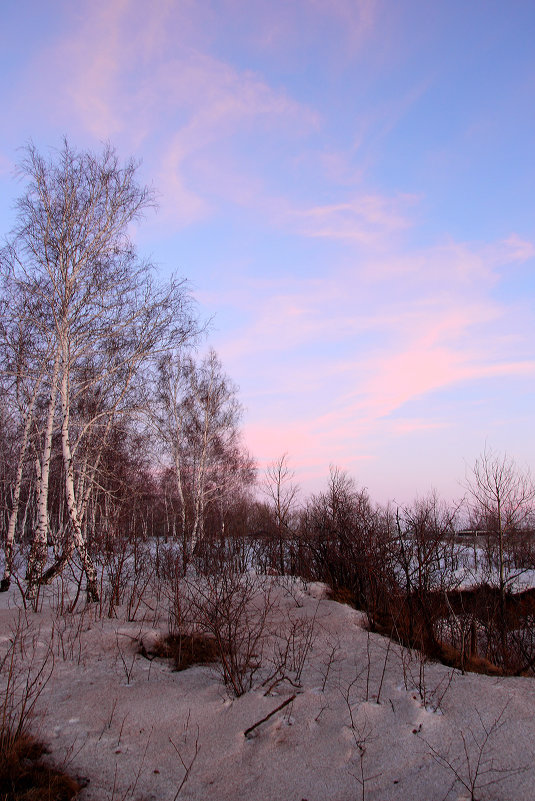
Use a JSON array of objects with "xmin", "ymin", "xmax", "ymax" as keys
[
  {"xmin": 327, "ymin": 587, "xmax": 357, "ymax": 607},
  {"xmin": 0, "ymin": 731, "xmax": 80, "ymax": 801},
  {"xmin": 148, "ymin": 632, "xmax": 220, "ymax": 671}
]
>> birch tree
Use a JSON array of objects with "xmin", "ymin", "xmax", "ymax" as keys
[
  {"xmin": 155, "ymin": 348, "xmax": 248, "ymax": 562},
  {"xmin": 187, "ymin": 349, "xmax": 243, "ymax": 553},
  {"xmin": 1, "ymin": 140, "xmax": 197, "ymax": 600},
  {"xmin": 0, "ymin": 269, "xmax": 56, "ymax": 591},
  {"xmin": 262, "ymin": 453, "xmax": 300, "ymax": 575}
]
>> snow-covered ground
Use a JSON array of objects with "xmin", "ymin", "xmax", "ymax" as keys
[{"xmin": 1, "ymin": 573, "xmax": 535, "ymax": 801}]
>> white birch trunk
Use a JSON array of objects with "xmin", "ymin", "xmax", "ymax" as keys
[
  {"xmin": 26, "ymin": 347, "xmax": 61, "ymax": 599},
  {"xmin": 170, "ymin": 397, "xmax": 188, "ymax": 543},
  {"xmin": 1, "ymin": 369, "xmax": 44, "ymax": 591},
  {"xmin": 43, "ymin": 411, "xmax": 114, "ymax": 590},
  {"xmin": 189, "ymin": 369, "xmax": 215, "ymax": 559},
  {"xmin": 189, "ymin": 423, "xmax": 209, "ymax": 559},
  {"xmin": 57, "ymin": 357, "xmax": 99, "ymax": 601}
]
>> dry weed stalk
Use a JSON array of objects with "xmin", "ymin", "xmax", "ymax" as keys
[
  {"xmin": 398, "ymin": 641, "xmax": 455, "ymax": 713},
  {"xmin": 317, "ymin": 636, "xmax": 342, "ymax": 692},
  {"xmin": 115, "ymin": 632, "xmax": 137, "ymax": 685},
  {"xmin": 342, "ymin": 689, "xmax": 380, "ymax": 801},
  {"xmin": 169, "ymin": 711, "xmax": 201, "ymax": 800},
  {"xmin": 0, "ymin": 610, "xmax": 81, "ymax": 799},
  {"xmin": 165, "ymin": 564, "xmax": 321, "ymax": 697},
  {"xmin": 169, "ymin": 569, "xmax": 277, "ymax": 696},
  {"xmin": 419, "ymin": 703, "xmax": 526, "ymax": 801},
  {"xmin": 0, "ymin": 611, "xmax": 54, "ymax": 747},
  {"xmin": 52, "ymin": 603, "xmax": 91, "ymax": 664}
]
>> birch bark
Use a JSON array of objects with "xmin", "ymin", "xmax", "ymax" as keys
[
  {"xmin": 58, "ymin": 348, "xmax": 99, "ymax": 600},
  {"xmin": 1, "ymin": 367, "xmax": 45, "ymax": 590},
  {"xmin": 26, "ymin": 346, "xmax": 61, "ymax": 599}
]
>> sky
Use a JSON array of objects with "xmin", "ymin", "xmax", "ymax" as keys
[{"xmin": 1, "ymin": 0, "xmax": 534, "ymax": 504}]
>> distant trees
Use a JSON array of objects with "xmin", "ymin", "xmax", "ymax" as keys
[
  {"xmin": 154, "ymin": 348, "xmax": 255, "ymax": 568},
  {"xmin": 298, "ymin": 467, "xmax": 396, "ymax": 616},
  {"xmin": 261, "ymin": 453, "xmax": 300, "ymax": 575},
  {"xmin": 465, "ymin": 448, "xmax": 535, "ymax": 609},
  {"xmin": 396, "ymin": 493, "xmax": 459, "ymax": 596},
  {"xmin": 393, "ymin": 493, "xmax": 461, "ymax": 652},
  {"xmin": 0, "ymin": 140, "xmax": 198, "ymax": 599}
]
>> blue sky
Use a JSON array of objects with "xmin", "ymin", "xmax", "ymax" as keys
[{"xmin": 1, "ymin": 0, "xmax": 534, "ymax": 503}]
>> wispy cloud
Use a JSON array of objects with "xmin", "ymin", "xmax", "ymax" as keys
[
  {"xmin": 216, "ymin": 233, "xmax": 534, "ymax": 485},
  {"xmin": 151, "ymin": 50, "xmax": 317, "ymax": 223},
  {"xmin": 22, "ymin": 0, "xmax": 320, "ymax": 227},
  {"xmin": 290, "ymin": 194, "xmax": 415, "ymax": 243},
  {"xmin": 8, "ymin": 0, "xmax": 408, "ymax": 240},
  {"xmin": 219, "ymin": 0, "xmax": 378, "ymax": 57}
]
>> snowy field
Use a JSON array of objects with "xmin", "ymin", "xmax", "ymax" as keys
[{"xmin": 1, "ymin": 569, "xmax": 535, "ymax": 801}]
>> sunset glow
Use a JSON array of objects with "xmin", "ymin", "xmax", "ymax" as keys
[{"xmin": 1, "ymin": 0, "xmax": 534, "ymax": 502}]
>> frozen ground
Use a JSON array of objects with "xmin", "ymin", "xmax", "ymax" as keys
[{"xmin": 1, "ymin": 574, "xmax": 535, "ymax": 801}]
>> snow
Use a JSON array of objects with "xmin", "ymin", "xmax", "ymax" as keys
[{"xmin": 1, "ymin": 573, "xmax": 535, "ymax": 801}]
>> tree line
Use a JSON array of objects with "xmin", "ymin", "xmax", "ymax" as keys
[{"xmin": 255, "ymin": 453, "xmax": 535, "ymax": 674}]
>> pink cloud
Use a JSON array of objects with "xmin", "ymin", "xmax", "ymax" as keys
[
  {"xmin": 208, "ymin": 234, "xmax": 531, "ymax": 372},
  {"xmin": 23, "ymin": 0, "xmax": 319, "ymax": 228},
  {"xmin": 313, "ymin": 295, "xmax": 531, "ymax": 429},
  {"xmin": 210, "ymin": 230, "xmax": 534, "ymax": 498},
  {"xmin": 291, "ymin": 194, "xmax": 415, "ymax": 244},
  {"xmin": 219, "ymin": 0, "xmax": 378, "ymax": 57},
  {"xmin": 13, "ymin": 0, "xmax": 414, "ymax": 243},
  {"xmin": 389, "ymin": 418, "xmax": 449, "ymax": 435},
  {"xmin": 150, "ymin": 51, "xmax": 317, "ymax": 223},
  {"xmin": 492, "ymin": 234, "xmax": 535, "ymax": 265},
  {"xmin": 361, "ymin": 234, "xmax": 535, "ymax": 290},
  {"xmin": 205, "ymin": 235, "xmax": 535, "ymax": 419},
  {"xmin": 308, "ymin": 0, "xmax": 377, "ymax": 45},
  {"xmin": 244, "ymin": 417, "xmax": 370, "ymax": 490},
  {"xmin": 244, "ymin": 420, "xmax": 313, "ymax": 465},
  {"xmin": 305, "ymin": 333, "xmax": 535, "ymax": 472}
]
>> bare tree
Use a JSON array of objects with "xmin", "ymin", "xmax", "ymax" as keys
[
  {"xmin": 0, "ymin": 249, "xmax": 60, "ymax": 592},
  {"xmin": 1, "ymin": 140, "xmax": 198, "ymax": 600},
  {"xmin": 186, "ymin": 349, "xmax": 244, "ymax": 554},
  {"xmin": 155, "ymin": 348, "xmax": 248, "ymax": 563},
  {"xmin": 393, "ymin": 492, "xmax": 461, "ymax": 649},
  {"xmin": 154, "ymin": 351, "xmax": 193, "ymax": 551},
  {"xmin": 465, "ymin": 447, "xmax": 535, "ymax": 610},
  {"xmin": 261, "ymin": 453, "xmax": 300, "ymax": 575},
  {"xmin": 300, "ymin": 467, "xmax": 394, "ymax": 610}
]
